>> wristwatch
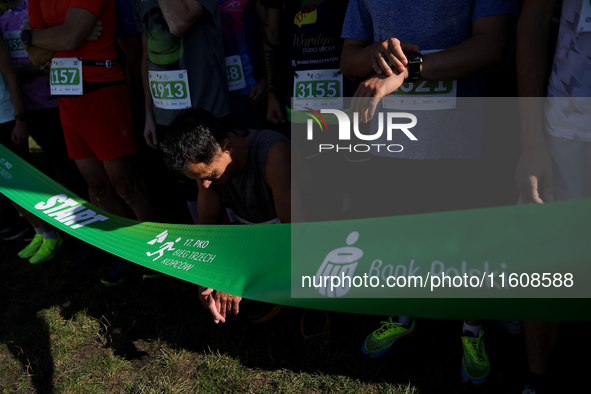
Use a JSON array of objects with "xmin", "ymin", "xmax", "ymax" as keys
[
  {"xmin": 15, "ymin": 113, "xmax": 26, "ymax": 122},
  {"xmin": 20, "ymin": 30, "xmax": 32, "ymax": 46},
  {"xmin": 404, "ymin": 52, "xmax": 423, "ymax": 82}
]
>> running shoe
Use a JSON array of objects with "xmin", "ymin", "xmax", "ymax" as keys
[
  {"xmin": 461, "ymin": 330, "xmax": 490, "ymax": 386},
  {"xmin": 101, "ymin": 259, "xmax": 135, "ymax": 287},
  {"xmin": 248, "ymin": 301, "xmax": 283, "ymax": 323},
  {"xmin": 29, "ymin": 233, "xmax": 64, "ymax": 264},
  {"xmin": 2, "ymin": 218, "xmax": 32, "ymax": 241},
  {"xmin": 522, "ymin": 384, "xmax": 537, "ymax": 394},
  {"xmin": 362, "ymin": 317, "xmax": 416, "ymax": 359},
  {"xmin": 301, "ymin": 309, "xmax": 330, "ymax": 339},
  {"xmin": 18, "ymin": 234, "xmax": 43, "ymax": 259},
  {"xmin": 142, "ymin": 268, "xmax": 163, "ymax": 281}
]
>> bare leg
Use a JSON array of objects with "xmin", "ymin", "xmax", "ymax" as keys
[
  {"xmin": 75, "ymin": 157, "xmax": 129, "ymax": 218},
  {"xmin": 103, "ymin": 155, "xmax": 155, "ymax": 221},
  {"xmin": 523, "ymin": 321, "xmax": 559, "ymax": 374},
  {"xmin": 10, "ymin": 201, "xmax": 53, "ymax": 232}
]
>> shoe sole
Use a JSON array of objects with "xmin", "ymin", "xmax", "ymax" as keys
[
  {"xmin": 101, "ymin": 278, "xmax": 125, "ymax": 287},
  {"xmin": 362, "ymin": 321, "xmax": 417, "ymax": 359},
  {"xmin": 3, "ymin": 228, "xmax": 31, "ymax": 241},
  {"xmin": 300, "ymin": 312, "xmax": 330, "ymax": 339},
  {"xmin": 461, "ymin": 364, "xmax": 490, "ymax": 386},
  {"xmin": 248, "ymin": 304, "xmax": 284, "ymax": 323}
]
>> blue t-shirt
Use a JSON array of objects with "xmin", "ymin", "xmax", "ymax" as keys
[
  {"xmin": 341, "ymin": 0, "xmax": 515, "ymax": 159},
  {"xmin": 115, "ymin": 0, "xmax": 138, "ymax": 38}
]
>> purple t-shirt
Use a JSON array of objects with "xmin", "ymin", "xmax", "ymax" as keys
[{"xmin": 0, "ymin": 0, "xmax": 57, "ymax": 110}]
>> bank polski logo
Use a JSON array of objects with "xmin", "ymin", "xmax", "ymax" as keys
[
  {"xmin": 306, "ymin": 109, "xmax": 418, "ymax": 154},
  {"xmin": 315, "ymin": 231, "xmax": 363, "ymax": 298},
  {"xmin": 146, "ymin": 230, "xmax": 182, "ymax": 261}
]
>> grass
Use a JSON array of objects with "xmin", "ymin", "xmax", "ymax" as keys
[{"xmin": 1, "ymin": 234, "xmax": 588, "ymax": 394}]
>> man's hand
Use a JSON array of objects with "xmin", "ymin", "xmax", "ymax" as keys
[
  {"xmin": 515, "ymin": 146, "xmax": 554, "ymax": 204},
  {"xmin": 351, "ymin": 72, "xmax": 407, "ymax": 123},
  {"xmin": 249, "ymin": 78, "xmax": 266, "ymax": 103},
  {"xmin": 267, "ymin": 93, "xmax": 285, "ymax": 124},
  {"xmin": 11, "ymin": 121, "xmax": 28, "ymax": 145},
  {"xmin": 144, "ymin": 115, "xmax": 159, "ymax": 149},
  {"xmin": 198, "ymin": 286, "xmax": 242, "ymax": 324},
  {"xmin": 369, "ymin": 38, "xmax": 420, "ymax": 76},
  {"xmin": 85, "ymin": 20, "xmax": 102, "ymax": 42}
]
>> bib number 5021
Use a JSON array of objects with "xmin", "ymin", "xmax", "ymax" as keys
[
  {"xmin": 150, "ymin": 81, "xmax": 187, "ymax": 99},
  {"xmin": 50, "ymin": 68, "xmax": 80, "ymax": 85},
  {"xmin": 296, "ymin": 80, "xmax": 339, "ymax": 98}
]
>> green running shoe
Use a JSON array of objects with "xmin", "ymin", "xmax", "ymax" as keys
[
  {"xmin": 18, "ymin": 234, "xmax": 43, "ymax": 259},
  {"xmin": 29, "ymin": 233, "xmax": 64, "ymax": 264},
  {"xmin": 362, "ymin": 317, "xmax": 416, "ymax": 359},
  {"xmin": 461, "ymin": 330, "xmax": 490, "ymax": 385}
]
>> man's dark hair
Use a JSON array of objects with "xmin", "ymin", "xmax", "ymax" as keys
[{"xmin": 160, "ymin": 108, "xmax": 230, "ymax": 173}]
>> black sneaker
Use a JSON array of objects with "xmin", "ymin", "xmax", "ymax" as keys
[
  {"xmin": 142, "ymin": 268, "xmax": 163, "ymax": 281},
  {"xmin": 301, "ymin": 309, "xmax": 330, "ymax": 339},
  {"xmin": 101, "ymin": 259, "xmax": 136, "ymax": 287},
  {"xmin": 248, "ymin": 301, "xmax": 283, "ymax": 323},
  {"xmin": 2, "ymin": 219, "xmax": 33, "ymax": 241}
]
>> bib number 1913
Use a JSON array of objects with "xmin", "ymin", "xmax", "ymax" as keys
[{"xmin": 150, "ymin": 81, "xmax": 187, "ymax": 99}]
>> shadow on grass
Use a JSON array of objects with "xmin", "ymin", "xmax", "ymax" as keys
[{"xmin": 0, "ymin": 234, "xmax": 588, "ymax": 393}]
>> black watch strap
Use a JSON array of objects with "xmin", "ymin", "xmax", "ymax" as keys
[
  {"xmin": 404, "ymin": 52, "xmax": 422, "ymax": 82},
  {"xmin": 20, "ymin": 30, "xmax": 32, "ymax": 46},
  {"xmin": 15, "ymin": 113, "xmax": 26, "ymax": 122}
]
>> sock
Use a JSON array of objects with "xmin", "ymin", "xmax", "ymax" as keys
[
  {"xmin": 43, "ymin": 230, "xmax": 57, "ymax": 239},
  {"xmin": 34, "ymin": 227, "xmax": 42, "ymax": 235},
  {"xmin": 397, "ymin": 316, "xmax": 412, "ymax": 328},
  {"xmin": 186, "ymin": 200, "xmax": 198, "ymax": 224},
  {"xmin": 463, "ymin": 321, "xmax": 482, "ymax": 337}
]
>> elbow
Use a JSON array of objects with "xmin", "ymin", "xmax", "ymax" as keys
[{"xmin": 168, "ymin": 23, "xmax": 189, "ymax": 38}]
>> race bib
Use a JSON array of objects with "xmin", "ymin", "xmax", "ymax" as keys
[
  {"xmin": 236, "ymin": 216, "xmax": 281, "ymax": 225},
  {"xmin": 382, "ymin": 49, "xmax": 457, "ymax": 110},
  {"xmin": 149, "ymin": 70, "xmax": 192, "ymax": 110},
  {"xmin": 578, "ymin": 0, "xmax": 591, "ymax": 32},
  {"xmin": 293, "ymin": 68, "xmax": 343, "ymax": 111},
  {"xmin": 3, "ymin": 31, "xmax": 27, "ymax": 59},
  {"xmin": 225, "ymin": 55, "xmax": 246, "ymax": 91},
  {"xmin": 50, "ymin": 58, "xmax": 83, "ymax": 95}
]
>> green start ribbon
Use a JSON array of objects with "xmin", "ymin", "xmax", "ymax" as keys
[{"xmin": 1, "ymin": 143, "xmax": 590, "ymax": 321}]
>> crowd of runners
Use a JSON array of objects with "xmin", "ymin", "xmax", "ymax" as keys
[{"xmin": 0, "ymin": 0, "xmax": 589, "ymax": 393}]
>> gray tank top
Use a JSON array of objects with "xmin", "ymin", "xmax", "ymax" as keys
[{"xmin": 214, "ymin": 129, "xmax": 290, "ymax": 224}]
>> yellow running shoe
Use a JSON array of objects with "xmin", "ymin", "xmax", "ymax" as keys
[
  {"xmin": 29, "ymin": 233, "xmax": 64, "ymax": 264},
  {"xmin": 18, "ymin": 234, "xmax": 43, "ymax": 259}
]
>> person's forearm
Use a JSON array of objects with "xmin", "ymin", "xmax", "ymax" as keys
[
  {"xmin": 157, "ymin": 0, "xmax": 204, "ymax": 37},
  {"xmin": 341, "ymin": 41, "xmax": 375, "ymax": 78},
  {"xmin": 516, "ymin": 0, "xmax": 554, "ymax": 151},
  {"xmin": 6, "ymin": 72, "xmax": 26, "ymax": 115},
  {"xmin": 262, "ymin": 7, "xmax": 280, "ymax": 92},
  {"xmin": 141, "ymin": 35, "xmax": 154, "ymax": 118},
  {"xmin": 30, "ymin": 25, "xmax": 84, "ymax": 52},
  {"xmin": 420, "ymin": 16, "xmax": 512, "ymax": 81},
  {"xmin": 25, "ymin": 45, "xmax": 54, "ymax": 67}
]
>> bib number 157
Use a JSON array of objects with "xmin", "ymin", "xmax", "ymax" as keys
[{"xmin": 50, "ymin": 68, "xmax": 80, "ymax": 85}]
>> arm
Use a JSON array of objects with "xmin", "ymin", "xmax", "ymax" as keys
[
  {"xmin": 0, "ymin": 41, "xmax": 28, "ymax": 145},
  {"xmin": 25, "ymin": 8, "xmax": 99, "ymax": 52},
  {"xmin": 157, "ymin": 0, "xmax": 205, "ymax": 37},
  {"xmin": 141, "ymin": 33, "xmax": 159, "ymax": 149},
  {"xmin": 265, "ymin": 141, "xmax": 293, "ymax": 223},
  {"xmin": 341, "ymin": 15, "xmax": 512, "ymax": 81},
  {"xmin": 195, "ymin": 181, "xmax": 241, "ymax": 323},
  {"xmin": 117, "ymin": 33, "xmax": 143, "ymax": 103},
  {"xmin": 262, "ymin": 6, "xmax": 284, "ymax": 124},
  {"xmin": 515, "ymin": 0, "xmax": 555, "ymax": 203},
  {"xmin": 21, "ymin": 21, "xmax": 55, "ymax": 67}
]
